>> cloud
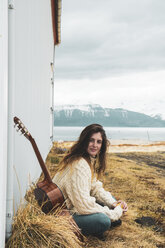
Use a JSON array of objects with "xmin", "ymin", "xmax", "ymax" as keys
[
  {"xmin": 54, "ymin": 0, "xmax": 165, "ymax": 80},
  {"xmin": 54, "ymin": 70, "xmax": 165, "ymax": 108},
  {"xmin": 54, "ymin": 1, "xmax": 165, "ymax": 117}
]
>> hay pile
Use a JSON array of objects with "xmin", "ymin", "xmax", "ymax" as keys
[{"xmin": 6, "ymin": 185, "xmax": 83, "ymax": 248}]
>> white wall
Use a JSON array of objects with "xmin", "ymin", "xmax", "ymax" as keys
[
  {"xmin": 12, "ymin": 0, "xmax": 54, "ymax": 209},
  {"xmin": 0, "ymin": 0, "xmax": 8, "ymax": 246}
]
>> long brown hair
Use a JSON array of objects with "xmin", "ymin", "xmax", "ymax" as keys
[{"xmin": 58, "ymin": 124, "xmax": 109, "ymax": 175}]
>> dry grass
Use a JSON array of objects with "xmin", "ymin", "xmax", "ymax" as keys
[
  {"xmin": 7, "ymin": 145, "xmax": 165, "ymax": 248},
  {"xmin": 98, "ymin": 152, "xmax": 165, "ymax": 248},
  {"xmin": 48, "ymin": 147, "xmax": 165, "ymax": 248},
  {"xmin": 6, "ymin": 185, "xmax": 82, "ymax": 248}
]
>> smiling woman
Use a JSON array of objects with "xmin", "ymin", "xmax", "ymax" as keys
[
  {"xmin": 87, "ymin": 132, "xmax": 103, "ymax": 157},
  {"xmin": 52, "ymin": 124, "xmax": 128, "ymax": 240}
]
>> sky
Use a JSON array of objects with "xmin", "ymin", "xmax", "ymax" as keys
[{"xmin": 54, "ymin": 0, "xmax": 165, "ymax": 118}]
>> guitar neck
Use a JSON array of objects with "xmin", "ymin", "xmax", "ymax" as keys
[{"xmin": 30, "ymin": 137, "xmax": 52, "ymax": 183}]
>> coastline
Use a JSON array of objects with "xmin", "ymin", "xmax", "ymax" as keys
[
  {"xmin": 109, "ymin": 140, "xmax": 165, "ymax": 153},
  {"xmin": 54, "ymin": 139, "xmax": 165, "ymax": 153}
]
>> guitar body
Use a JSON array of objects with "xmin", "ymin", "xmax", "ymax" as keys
[{"xmin": 34, "ymin": 180, "xmax": 65, "ymax": 214}]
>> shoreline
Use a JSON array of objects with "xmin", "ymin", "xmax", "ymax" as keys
[
  {"xmin": 53, "ymin": 139, "xmax": 165, "ymax": 153},
  {"xmin": 109, "ymin": 139, "xmax": 165, "ymax": 153}
]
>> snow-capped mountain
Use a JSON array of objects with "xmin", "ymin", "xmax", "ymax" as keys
[
  {"xmin": 139, "ymin": 102, "xmax": 165, "ymax": 120},
  {"xmin": 54, "ymin": 104, "xmax": 165, "ymax": 127},
  {"xmin": 116, "ymin": 100, "xmax": 165, "ymax": 121}
]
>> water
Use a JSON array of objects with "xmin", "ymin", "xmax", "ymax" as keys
[{"xmin": 53, "ymin": 126, "xmax": 165, "ymax": 142}]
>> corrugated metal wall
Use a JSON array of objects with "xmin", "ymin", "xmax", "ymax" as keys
[
  {"xmin": 13, "ymin": 0, "xmax": 54, "ymax": 208},
  {"xmin": 0, "ymin": 0, "xmax": 8, "ymax": 246}
]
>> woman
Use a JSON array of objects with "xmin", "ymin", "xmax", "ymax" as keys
[{"xmin": 53, "ymin": 124, "xmax": 128, "ymax": 239}]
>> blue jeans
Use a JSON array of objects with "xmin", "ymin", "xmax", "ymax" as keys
[{"xmin": 73, "ymin": 212, "xmax": 111, "ymax": 236}]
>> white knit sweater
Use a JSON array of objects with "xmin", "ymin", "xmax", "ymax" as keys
[{"xmin": 52, "ymin": 158, "xmax": 123, "ymax": 221}]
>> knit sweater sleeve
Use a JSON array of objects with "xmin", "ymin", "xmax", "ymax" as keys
[
  {"xmin": 66, "ymin": 158, "xmax": 123, "ymax": 221},
  {"xmin": 91, "ymin": 177, "xmax": 116, "ymax": 208}
]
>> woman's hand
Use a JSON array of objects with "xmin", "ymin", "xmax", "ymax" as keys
[{"xmin": 112, "ymin": 200, "xmax": 128, "ymax": 213}]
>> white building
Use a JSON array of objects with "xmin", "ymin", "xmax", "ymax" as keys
[{"xmin": 0, "ymin": 0, "xmax": 61, "ymax": 246}]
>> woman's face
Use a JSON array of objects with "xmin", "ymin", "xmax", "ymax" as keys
[{"xmin": 87, "ymin": 132, "xmax": 103, "ymax": 157}]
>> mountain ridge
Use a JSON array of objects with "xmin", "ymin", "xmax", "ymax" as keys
[{"xmin": 54, "ymin": 104, "xmax": 165, "ymax": 127}]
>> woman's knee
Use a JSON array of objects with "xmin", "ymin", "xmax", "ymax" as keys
[
  {"xmin": 96, "ymin": 213, "xmax": 111, "ymax": 232},
  {"xmin": 88, "ymin": 213, "xmax": 111, "ymax": 234},
  {"xmin": 73, "ymin": 213, "xmax": 111, "ymax": 235}
]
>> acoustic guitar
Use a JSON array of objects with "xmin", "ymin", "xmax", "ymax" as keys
[
  {"xmin": 13, "ymin": 116, "xmax": 70, "ymax": 213},
  {"xmin": 14, "ymin": 117, "xmax": 83, "ymax": 240}
]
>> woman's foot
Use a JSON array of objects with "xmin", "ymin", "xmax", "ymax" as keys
[{"xmin": 111, "ymin": 219, "xmax": 122, "ymax": 228}]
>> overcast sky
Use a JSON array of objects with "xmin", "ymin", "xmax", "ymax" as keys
[{"xmin": 54, "ymin": 0, "xmax": 165, "ymax": 116}]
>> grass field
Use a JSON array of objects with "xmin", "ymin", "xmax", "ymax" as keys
[
  {"xmin": 84, "ymin": 151, "xmax": 165, "ymax": 248},
  {"xmin": 6, "ymin": 145, "xmax": 165, "ymax": 248}
]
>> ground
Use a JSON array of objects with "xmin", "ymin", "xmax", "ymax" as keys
[
  {"xmin": 47, "ymin": 144, "xmax": 165, "ymax": 248},
  {"xmin": 7, "ymin": 142, "xmax": 165, "ymax": 248}
]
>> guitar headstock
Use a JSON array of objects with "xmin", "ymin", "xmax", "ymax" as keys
[{"xmin": 14, "ymin": 117, "xmax": 32, "ymax": 140}]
